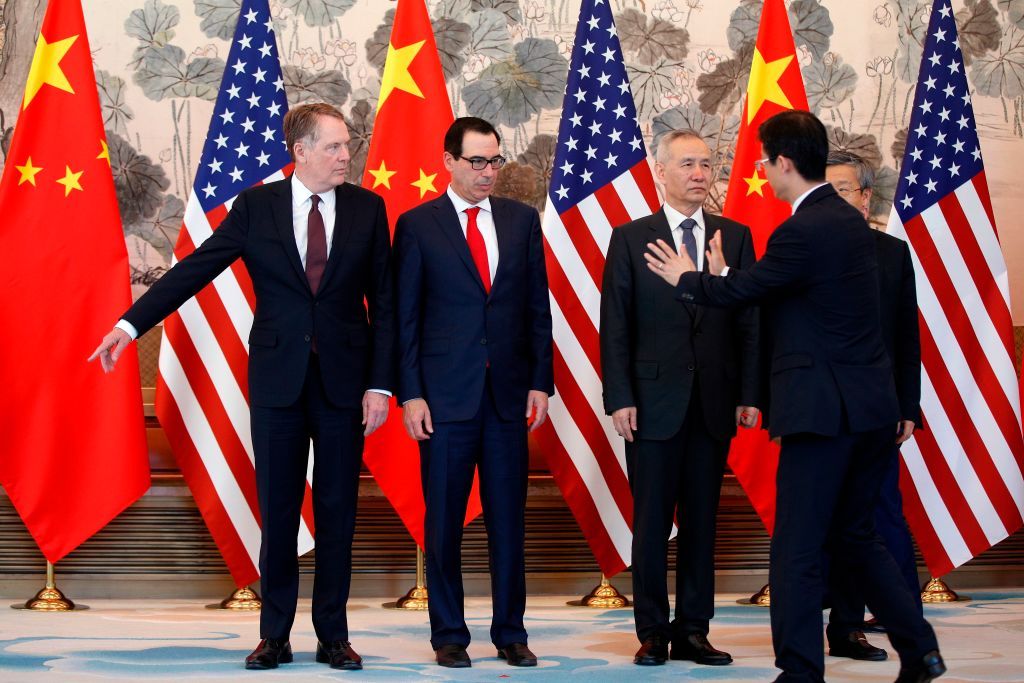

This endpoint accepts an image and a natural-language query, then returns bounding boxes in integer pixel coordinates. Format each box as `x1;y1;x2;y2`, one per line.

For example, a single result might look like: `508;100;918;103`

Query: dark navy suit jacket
677;184;900;438
123;178;395;407
394;193;554;422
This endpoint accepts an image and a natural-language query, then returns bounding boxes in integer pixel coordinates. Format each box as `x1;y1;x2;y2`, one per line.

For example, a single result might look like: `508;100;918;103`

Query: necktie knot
465;206;480;220
311;194;321;209
679;217;697;233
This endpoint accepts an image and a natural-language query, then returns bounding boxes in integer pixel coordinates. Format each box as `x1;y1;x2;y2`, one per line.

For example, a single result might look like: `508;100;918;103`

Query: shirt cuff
719;266;730;277
368;388;392;397
115;319;139;341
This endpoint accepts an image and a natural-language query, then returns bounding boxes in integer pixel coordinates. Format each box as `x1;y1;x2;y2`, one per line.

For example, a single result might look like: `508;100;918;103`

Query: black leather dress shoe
497;642;537;666
862;617;887;634
828;630;887;661
670;633;733;665
316;640;363;670
435;643;471;668
633;635;669;665
895;650;946;683
244;638;292;670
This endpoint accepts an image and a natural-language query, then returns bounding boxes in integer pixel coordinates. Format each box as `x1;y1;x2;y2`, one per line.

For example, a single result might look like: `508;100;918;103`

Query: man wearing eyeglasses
823;150;924;662
393;116;554;670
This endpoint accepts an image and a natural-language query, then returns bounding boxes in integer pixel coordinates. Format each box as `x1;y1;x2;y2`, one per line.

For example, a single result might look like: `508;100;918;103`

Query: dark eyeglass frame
460;155;507;170
834;186;865;196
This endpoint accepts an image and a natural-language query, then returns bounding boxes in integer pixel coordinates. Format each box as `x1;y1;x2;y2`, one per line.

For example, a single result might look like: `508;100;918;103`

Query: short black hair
444;117;500;157
758;110;828;181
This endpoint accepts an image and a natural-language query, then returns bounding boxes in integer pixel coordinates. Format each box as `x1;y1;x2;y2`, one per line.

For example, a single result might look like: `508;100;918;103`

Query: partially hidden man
394;117;554;669
90;103;394;672
601;130;761;667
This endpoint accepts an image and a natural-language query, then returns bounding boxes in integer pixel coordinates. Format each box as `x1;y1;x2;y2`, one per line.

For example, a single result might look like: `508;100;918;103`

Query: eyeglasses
834;186;864;197
460;155;507;170
753;157;772;171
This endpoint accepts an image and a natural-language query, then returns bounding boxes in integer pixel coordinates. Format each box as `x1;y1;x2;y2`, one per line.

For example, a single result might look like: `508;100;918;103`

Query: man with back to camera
823;150;924;662
643;110;943;683
89;102;394;672
393;116;554;669
600;129;761;666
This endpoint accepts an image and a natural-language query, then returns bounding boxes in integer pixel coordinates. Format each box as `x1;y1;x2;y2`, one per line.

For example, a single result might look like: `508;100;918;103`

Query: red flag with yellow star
723;0;808;534
361;0;481;546
0;0;149;562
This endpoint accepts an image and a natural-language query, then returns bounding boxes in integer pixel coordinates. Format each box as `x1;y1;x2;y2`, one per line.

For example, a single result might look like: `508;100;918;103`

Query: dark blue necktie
679;217;698;266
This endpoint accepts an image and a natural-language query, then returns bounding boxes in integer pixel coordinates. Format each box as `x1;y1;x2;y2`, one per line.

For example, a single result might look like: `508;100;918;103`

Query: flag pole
12;561;82;611
739;582;771;606
385;545;429;610
568;574;630;608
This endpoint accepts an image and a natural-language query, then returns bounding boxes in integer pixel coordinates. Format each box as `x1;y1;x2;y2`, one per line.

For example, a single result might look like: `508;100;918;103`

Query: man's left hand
362;391;389;436
896;419;915;444
736;406;759;429
526;390;549;432
644;238;694;286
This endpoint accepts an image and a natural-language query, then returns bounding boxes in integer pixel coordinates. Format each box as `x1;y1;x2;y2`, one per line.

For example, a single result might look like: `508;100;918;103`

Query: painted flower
291;47;326;72
525;1;545;22
865;55;893;78
697;48;720;73
654;0;685;24
873;5;892;27
325;38;358;67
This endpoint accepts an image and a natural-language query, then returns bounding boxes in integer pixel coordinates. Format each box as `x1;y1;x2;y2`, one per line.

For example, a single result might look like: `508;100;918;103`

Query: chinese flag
0;0;149;562
361;0;481;547
722;0;808;534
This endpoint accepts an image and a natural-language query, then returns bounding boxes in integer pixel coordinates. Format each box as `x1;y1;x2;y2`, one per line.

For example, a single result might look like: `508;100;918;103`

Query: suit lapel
490;199;510;296
272;178;310;292
319;183;353;291
434;193;488;294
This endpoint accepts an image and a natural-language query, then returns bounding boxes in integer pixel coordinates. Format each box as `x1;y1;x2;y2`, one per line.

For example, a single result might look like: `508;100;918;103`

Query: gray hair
826;150;875;191
655;129;705;163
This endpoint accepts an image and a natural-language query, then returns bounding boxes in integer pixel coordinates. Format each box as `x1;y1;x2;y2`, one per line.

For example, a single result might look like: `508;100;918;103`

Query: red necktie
464;206;491;293
306;194;327;294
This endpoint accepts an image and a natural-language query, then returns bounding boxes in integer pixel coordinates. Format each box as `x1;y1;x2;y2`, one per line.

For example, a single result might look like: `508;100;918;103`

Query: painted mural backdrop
1;0;1023;313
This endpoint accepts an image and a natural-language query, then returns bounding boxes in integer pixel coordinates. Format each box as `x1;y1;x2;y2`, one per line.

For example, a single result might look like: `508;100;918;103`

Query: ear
443;151;456;174
654;160;666;185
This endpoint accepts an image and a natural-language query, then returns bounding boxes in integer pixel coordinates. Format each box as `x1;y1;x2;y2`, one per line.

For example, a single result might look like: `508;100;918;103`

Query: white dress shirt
290;174;337;268
663;204;705;272
446;186;499;283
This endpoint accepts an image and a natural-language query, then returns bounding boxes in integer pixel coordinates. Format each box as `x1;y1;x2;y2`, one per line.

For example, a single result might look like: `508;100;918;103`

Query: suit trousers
251;354;364;643
626;383;729;642
420;374;529;649
771;428;937;682
827;443;922;639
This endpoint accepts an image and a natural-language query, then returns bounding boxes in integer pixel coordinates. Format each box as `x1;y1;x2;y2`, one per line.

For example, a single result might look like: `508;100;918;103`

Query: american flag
887;0;1024;576
536;0;659;575
154;0;314;587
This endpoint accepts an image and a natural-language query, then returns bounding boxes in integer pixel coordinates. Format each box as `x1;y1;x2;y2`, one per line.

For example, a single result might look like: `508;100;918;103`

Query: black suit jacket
677;185;900;438
394;193;554;423
123;178;395;409
875;230;921;427
601;209;760;441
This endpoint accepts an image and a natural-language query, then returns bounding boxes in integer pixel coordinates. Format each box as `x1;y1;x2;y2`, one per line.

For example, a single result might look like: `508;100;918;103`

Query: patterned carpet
1;591;1022;681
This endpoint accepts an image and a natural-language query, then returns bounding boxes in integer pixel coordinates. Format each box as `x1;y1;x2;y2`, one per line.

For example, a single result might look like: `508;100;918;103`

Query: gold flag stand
384;546;429;610
921;576;967;603
207;585;262;610
12;562;86;611
737;582;771;606
567;574;630;608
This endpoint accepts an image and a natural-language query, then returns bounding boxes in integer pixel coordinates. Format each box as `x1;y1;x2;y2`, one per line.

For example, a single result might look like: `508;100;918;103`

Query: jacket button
304;334;311;342
480;338;487;345
687;364;695;371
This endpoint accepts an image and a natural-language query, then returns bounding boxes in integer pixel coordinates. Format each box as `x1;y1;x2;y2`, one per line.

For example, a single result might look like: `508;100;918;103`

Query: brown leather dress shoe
828;630;887;661
316;640;363;670
244;638;292;669
435;643;472;668
497;642;537;666
895;650;946;683
634;634;669;665
670;633;733;665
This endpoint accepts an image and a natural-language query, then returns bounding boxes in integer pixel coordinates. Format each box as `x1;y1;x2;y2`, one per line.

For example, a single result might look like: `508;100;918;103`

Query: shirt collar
663;204;704;232
291;174;335;210
791;182;829;214
447;185;492;215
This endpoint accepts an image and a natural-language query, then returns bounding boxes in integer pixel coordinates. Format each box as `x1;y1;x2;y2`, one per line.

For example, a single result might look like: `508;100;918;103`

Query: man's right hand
403;398;433;440
611;406;637;443
88;328;132;373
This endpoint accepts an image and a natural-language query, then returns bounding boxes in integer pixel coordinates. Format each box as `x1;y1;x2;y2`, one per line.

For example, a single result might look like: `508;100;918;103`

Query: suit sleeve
122;191;249;335
894;241;922;427
366;195;396;393
526;208;555;396
394;214;424;403
599;226;634;414
676;221;809;308
732;226;762;409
